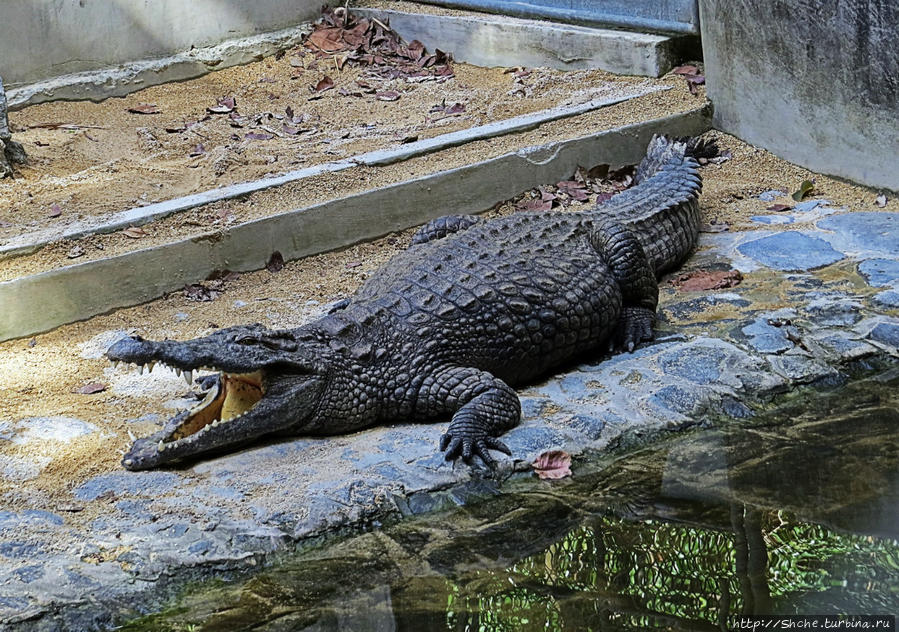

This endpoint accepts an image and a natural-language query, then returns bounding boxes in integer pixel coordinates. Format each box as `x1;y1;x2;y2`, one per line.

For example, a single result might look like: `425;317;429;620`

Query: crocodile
107;136;705;470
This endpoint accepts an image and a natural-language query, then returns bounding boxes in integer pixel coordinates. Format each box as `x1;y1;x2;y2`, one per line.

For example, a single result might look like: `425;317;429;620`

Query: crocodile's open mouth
119;365;266;467
167;371;264;443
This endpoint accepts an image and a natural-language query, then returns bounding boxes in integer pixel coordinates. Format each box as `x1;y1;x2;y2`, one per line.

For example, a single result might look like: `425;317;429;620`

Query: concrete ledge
7;24;313;109
0;0;323;90
699;0;899;192
0;87;664;259
0;105;712;341
355;8;690;77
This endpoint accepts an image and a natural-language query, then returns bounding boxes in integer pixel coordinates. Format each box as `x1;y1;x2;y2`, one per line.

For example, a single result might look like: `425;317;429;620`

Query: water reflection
126;372;899;631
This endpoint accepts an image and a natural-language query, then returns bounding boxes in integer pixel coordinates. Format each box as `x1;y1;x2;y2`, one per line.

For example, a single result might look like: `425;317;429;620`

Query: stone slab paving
1;210;898;630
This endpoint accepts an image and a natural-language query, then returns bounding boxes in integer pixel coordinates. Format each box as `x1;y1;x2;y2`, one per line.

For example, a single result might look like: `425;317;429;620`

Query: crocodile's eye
234;335;296;351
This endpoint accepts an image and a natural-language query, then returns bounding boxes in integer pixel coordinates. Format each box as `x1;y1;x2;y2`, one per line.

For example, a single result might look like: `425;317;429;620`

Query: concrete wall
415;0;699;34
0;0;323;89
700;0;899;192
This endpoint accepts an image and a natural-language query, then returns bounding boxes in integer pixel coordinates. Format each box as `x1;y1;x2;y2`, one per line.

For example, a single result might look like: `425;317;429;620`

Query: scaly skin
107;136;703;470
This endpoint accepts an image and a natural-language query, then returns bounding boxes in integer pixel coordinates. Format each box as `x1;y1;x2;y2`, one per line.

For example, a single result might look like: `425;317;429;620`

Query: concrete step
0;105;712;341
354;6;698;77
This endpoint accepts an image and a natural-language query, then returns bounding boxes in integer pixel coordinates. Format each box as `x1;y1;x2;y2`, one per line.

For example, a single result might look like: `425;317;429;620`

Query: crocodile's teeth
175;368;183;378
157;440;165;451
123;458;134;467
184;370;193;385
127;430;137;442
148;361;156;373
138;364;145;375
112;361;120;369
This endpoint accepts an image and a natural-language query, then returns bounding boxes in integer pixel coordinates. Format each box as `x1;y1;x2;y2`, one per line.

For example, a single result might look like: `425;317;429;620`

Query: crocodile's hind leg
420;366;519;467
411;214;480;245
590;218;659;352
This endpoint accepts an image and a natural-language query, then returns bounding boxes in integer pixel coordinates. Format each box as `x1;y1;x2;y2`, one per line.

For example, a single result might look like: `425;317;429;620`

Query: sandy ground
0;129;888;526
0;50;650;243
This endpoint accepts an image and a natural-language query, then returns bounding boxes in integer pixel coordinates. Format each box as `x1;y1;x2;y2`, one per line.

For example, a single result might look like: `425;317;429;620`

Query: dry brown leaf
122;226;148;239
127;103;160;115
533;450;572;479
671;269;743;292
266;251;285;273
74;382;106;394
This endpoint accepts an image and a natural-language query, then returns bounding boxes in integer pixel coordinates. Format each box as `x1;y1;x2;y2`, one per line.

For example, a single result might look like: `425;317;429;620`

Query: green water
126;371;899;631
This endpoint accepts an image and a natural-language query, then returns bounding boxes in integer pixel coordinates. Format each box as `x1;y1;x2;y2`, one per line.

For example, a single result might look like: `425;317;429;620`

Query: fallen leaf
165;123;188;133
672;64;699;75
244;132;274;141
207;97;236;114
189;143;206;157
516;197;553;213
67;245;85;259
445;102;466;115
127;103;160;115
74;382;106;394
375;90;401;101
183;283;221;302
766;203;793;212
533;450;572;479
671;269;743;292
122;226;148;239
791;179;815;201
311;76;335;93
686;74;705;95
289;56;306;67
875;194;888;208
594;192;615;204
266;251;285;273
34;140;50;147
401;135;419;144
346;261;362;269
48;204;62;218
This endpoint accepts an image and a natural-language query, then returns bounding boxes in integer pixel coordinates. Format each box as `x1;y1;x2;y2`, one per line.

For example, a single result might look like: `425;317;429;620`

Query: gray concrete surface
699;0;899;192
0;1;323;90
5;24;314;109
2;206;897;630
355;8;695;77
0;105;711;342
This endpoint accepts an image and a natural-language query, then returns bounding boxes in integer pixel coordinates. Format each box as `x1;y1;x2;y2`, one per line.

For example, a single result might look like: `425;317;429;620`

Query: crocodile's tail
597;135;705;275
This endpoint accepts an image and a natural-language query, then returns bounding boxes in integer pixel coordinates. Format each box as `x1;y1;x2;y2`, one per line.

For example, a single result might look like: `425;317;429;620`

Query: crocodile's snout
106;335;149;362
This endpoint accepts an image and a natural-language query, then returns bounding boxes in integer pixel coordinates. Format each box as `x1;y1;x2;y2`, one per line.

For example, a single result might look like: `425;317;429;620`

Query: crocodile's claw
439;432;511;468
609;306;655;353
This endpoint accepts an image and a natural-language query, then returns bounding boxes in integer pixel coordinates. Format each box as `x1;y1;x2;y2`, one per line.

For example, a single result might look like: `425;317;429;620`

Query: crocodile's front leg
590;218;659;352
419;366;519;467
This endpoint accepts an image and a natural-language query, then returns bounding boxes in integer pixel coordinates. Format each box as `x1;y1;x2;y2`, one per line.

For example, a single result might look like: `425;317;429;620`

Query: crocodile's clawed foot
609;306;655;353
439;432;511;469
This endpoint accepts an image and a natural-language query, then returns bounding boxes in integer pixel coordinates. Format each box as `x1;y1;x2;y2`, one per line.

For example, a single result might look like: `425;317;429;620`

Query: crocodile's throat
168;371;264;443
